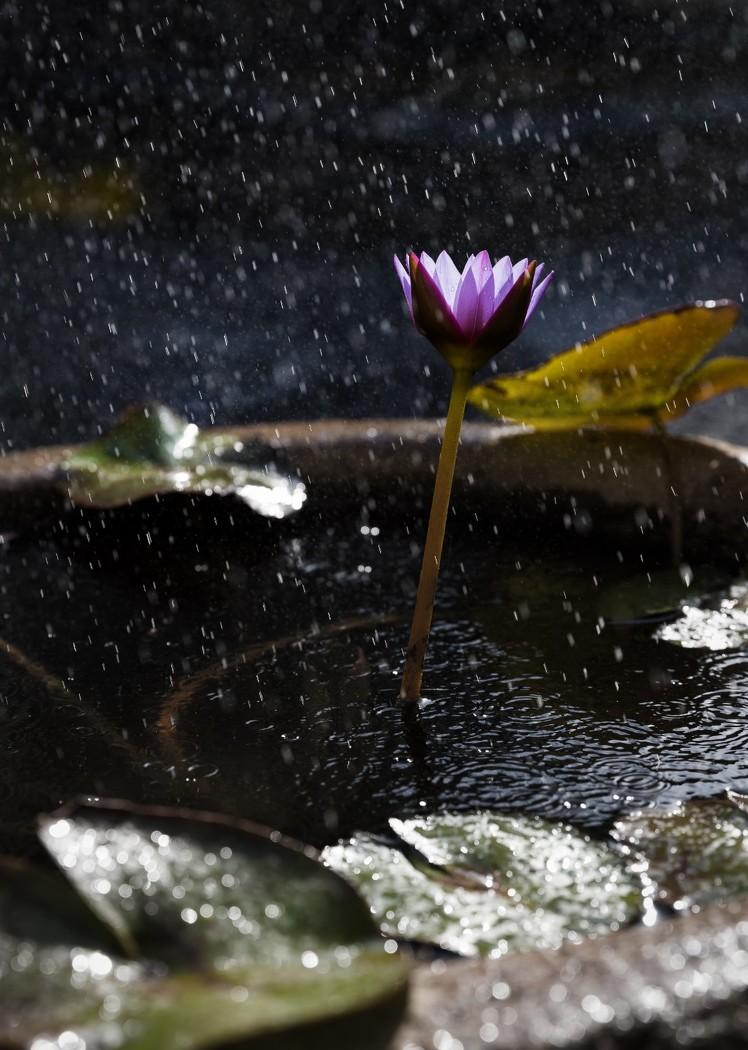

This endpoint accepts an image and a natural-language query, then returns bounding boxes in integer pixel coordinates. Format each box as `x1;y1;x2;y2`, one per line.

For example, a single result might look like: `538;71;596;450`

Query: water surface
1;500;747;855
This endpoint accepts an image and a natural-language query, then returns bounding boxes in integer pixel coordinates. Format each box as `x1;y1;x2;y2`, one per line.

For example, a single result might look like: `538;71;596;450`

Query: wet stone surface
397;896;748;1049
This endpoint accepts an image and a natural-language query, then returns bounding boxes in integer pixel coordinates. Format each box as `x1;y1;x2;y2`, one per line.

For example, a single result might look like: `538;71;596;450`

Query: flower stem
400;366;473;701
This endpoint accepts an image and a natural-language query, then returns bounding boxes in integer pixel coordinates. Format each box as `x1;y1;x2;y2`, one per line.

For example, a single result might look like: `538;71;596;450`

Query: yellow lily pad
469;301;742;430
660;355;748;423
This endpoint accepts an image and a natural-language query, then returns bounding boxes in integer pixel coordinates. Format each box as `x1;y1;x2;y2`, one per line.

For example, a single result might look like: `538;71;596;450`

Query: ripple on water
587;754;668;796
4;527;748;841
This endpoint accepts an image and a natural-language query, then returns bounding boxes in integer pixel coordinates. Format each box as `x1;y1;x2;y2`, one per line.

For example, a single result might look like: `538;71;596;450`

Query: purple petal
492;268;515;312
511;257;529;282
419;252;437;278
473;262;537;353
477;270;498;329
522;270;554;328
530;262;546;291
492;255;512;292
460;254;476;281
434;250;461;309
492;257;533;314
393;255;413;317
409;252;464;345
453;266;481;338
470;250;494;293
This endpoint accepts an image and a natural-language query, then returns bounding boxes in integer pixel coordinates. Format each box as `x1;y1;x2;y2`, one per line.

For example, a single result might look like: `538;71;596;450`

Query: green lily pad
1;800;407;1050
0;856;121;951
63;404;306;518
598;566;730;625
323;811;642;958
612;796;748;909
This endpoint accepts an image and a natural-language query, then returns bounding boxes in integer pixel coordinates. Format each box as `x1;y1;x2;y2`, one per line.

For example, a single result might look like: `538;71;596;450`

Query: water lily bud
394;249;554;372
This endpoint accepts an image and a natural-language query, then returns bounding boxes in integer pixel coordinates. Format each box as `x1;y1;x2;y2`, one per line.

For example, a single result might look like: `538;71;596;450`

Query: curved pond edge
398;895;748;1049
2;420;748;557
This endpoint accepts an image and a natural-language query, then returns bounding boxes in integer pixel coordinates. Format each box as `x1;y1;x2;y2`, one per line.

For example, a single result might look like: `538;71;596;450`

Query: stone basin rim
1;418;748;553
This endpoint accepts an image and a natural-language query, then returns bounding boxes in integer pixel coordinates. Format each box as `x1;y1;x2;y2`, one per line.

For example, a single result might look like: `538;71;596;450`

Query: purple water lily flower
394;250;554;371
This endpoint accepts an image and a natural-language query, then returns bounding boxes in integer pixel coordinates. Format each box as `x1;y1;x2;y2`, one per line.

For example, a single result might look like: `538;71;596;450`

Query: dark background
0;0;746;451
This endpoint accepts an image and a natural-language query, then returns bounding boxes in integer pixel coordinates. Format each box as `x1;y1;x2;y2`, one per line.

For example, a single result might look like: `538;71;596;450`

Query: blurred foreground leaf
0;800;407;1050
613;795;748;909
469;301;743;430
64;404;306;518
323;811;641;958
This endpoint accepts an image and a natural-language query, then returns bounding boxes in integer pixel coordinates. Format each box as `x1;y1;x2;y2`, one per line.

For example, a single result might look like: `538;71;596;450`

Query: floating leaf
1;800;407;1050
655;580;748;650
64;404;306;518
598;566;730;626
469;301;741;430
612;797;748;909
323;811;641;958
660;356;748;424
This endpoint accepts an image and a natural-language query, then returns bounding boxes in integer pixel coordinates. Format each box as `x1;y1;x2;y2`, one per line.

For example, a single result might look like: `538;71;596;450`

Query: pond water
2;497;748;858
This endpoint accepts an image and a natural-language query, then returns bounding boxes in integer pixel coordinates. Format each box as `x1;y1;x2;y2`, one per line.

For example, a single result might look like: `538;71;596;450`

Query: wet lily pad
598;566;730;625
1;799;407;1050
612;796;748;909
63;403;306;518
0;855;123;952
656;582;748;650
469;300;742;430
323;811;642;958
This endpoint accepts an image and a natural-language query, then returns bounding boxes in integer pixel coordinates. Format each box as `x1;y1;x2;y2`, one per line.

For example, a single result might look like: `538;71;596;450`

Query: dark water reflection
2;499;748;855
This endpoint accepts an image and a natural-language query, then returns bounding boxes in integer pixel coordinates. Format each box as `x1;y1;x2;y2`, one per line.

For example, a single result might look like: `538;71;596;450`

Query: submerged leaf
64;404;306;518
323;811;641;958
1;800;407;1050
469;301;741;429
612;797;748;909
